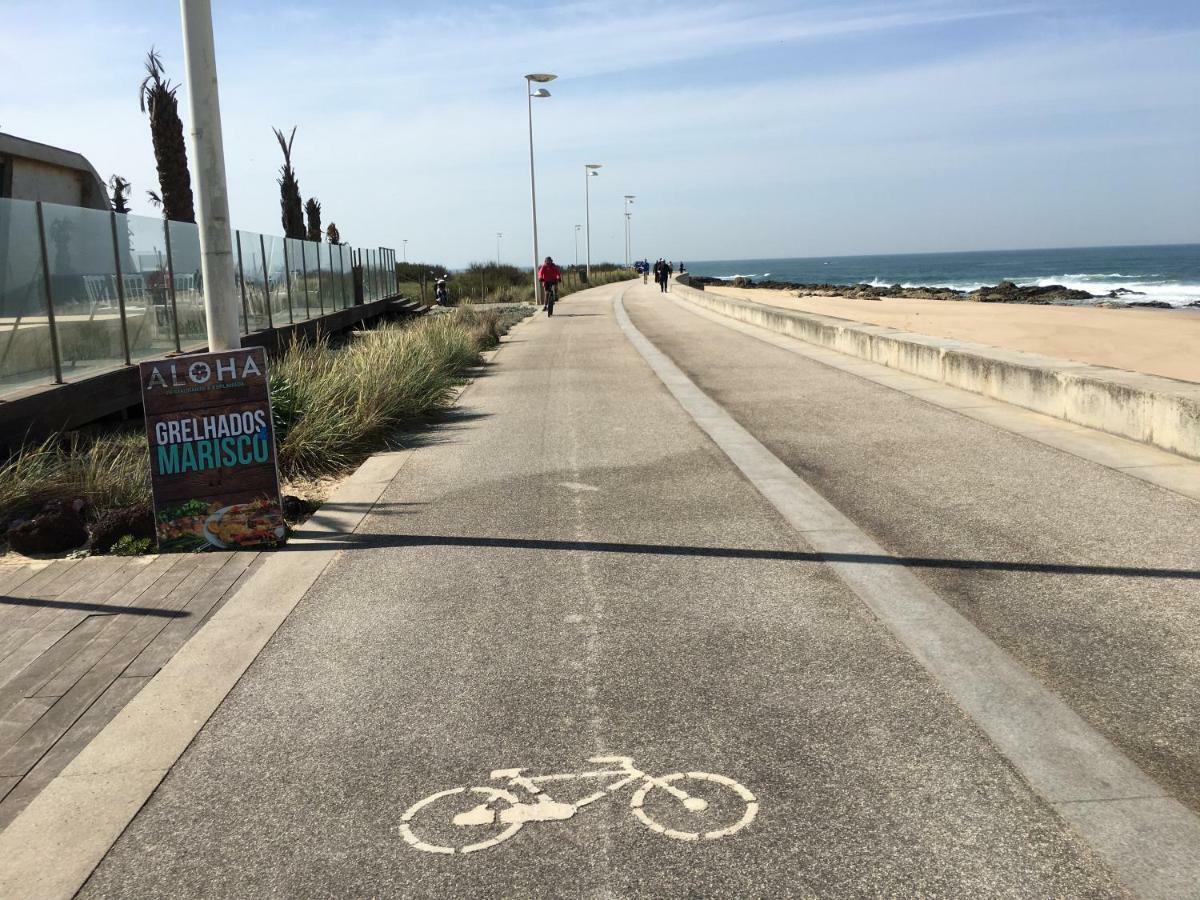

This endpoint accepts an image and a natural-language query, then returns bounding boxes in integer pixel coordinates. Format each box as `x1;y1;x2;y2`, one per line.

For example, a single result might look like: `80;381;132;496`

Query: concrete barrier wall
671;281;1200;461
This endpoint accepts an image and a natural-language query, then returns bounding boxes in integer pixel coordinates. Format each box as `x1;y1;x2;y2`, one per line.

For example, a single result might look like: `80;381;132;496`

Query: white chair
83;275;116;319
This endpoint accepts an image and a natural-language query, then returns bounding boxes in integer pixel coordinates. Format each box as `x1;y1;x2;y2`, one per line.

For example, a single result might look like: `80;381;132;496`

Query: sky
2;0;1198;267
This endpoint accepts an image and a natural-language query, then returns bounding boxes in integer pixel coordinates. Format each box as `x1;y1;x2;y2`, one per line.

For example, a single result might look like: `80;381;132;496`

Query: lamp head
531;88;551;98
586;163;603;170
525;73;557;83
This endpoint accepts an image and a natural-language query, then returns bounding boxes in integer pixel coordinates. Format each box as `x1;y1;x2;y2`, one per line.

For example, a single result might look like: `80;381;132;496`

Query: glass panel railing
357;247;368;304
318;241;330;312
365;248;377;303
0;197;57;391
122;212;179;360
166;219;206;347
284;238;309;320
335;244;352;308
40;201;127;379
312;240;328;315
235;230;271;333
1;196;399;402
288;238;315;320
261;233;291;324
326;244;340;310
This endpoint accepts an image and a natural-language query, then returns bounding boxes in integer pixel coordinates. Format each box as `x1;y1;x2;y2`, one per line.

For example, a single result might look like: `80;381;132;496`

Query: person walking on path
654;258;669;293
537;256;563;316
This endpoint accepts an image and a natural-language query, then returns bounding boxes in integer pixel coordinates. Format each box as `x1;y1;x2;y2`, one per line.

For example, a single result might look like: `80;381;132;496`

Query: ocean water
684;244;1200;307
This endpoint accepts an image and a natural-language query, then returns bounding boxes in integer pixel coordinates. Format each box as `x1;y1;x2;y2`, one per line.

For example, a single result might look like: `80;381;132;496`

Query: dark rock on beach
689;275;1181;309
968;280;1093;303
6;499;90;555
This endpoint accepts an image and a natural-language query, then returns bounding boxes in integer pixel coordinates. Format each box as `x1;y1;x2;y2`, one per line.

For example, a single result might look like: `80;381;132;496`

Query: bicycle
399;754;758;855
543;281;559;316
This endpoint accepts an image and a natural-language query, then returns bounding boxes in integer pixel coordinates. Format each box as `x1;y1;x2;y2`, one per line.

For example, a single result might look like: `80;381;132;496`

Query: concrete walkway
7;279;1200;896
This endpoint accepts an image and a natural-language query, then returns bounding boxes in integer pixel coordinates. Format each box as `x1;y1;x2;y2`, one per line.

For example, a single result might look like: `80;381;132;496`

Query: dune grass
0;307;527;533
272;313;482;477
0;431;151;525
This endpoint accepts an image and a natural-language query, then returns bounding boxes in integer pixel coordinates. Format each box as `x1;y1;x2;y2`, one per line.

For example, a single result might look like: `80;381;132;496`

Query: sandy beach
704;285;1200;384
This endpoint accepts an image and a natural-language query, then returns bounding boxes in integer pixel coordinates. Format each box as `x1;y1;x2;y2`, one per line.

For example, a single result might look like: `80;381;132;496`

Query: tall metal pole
623;195;635;270
526;80;542;306
574;225;580;269
496;232;502;265
585;168;591;280
402;239;407;262
180;0;240;351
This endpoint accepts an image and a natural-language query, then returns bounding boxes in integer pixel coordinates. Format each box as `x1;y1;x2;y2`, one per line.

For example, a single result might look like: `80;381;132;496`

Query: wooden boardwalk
0;551;262;829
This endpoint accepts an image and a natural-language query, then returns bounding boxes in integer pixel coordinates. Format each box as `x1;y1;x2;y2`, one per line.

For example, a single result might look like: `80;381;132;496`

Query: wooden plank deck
0;551;263;828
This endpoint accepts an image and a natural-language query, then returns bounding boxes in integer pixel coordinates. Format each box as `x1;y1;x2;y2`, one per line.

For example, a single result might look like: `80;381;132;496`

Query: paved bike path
82;283;1121;897
624;282;1200;818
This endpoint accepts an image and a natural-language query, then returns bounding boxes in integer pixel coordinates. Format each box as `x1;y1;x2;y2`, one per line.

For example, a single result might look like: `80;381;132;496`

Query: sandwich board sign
139;347;286;552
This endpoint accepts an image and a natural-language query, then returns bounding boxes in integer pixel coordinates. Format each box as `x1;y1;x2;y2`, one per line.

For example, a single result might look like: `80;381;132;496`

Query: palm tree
305;198;322;243
326;222;341;244
108;175;132;214
274;127;305;240
138;49;195;223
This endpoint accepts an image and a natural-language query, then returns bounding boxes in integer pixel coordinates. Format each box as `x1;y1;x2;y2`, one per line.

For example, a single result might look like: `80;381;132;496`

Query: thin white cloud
2;1;1197;263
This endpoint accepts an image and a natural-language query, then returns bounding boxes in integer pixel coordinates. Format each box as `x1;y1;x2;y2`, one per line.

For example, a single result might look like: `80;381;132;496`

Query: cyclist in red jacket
537;256;563;315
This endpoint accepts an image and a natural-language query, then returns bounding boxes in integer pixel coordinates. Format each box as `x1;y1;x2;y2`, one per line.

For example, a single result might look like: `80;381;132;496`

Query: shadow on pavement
0;596;190;616
275;533;1200;580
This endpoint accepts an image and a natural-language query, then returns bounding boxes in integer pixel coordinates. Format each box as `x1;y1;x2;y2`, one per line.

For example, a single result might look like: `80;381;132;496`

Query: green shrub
110;535;152;556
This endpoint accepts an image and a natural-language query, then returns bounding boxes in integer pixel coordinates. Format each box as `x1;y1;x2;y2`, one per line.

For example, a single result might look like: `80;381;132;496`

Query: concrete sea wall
671;280;1200;461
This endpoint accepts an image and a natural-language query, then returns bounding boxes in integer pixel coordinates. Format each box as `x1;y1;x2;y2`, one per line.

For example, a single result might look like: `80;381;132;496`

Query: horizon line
687;241;1200;265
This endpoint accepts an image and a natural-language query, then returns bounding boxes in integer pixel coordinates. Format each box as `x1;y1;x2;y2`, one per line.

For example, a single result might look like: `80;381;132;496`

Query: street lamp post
179;0;239;350
496;232;502;265
584;164;602;280
402;239;407;262
623;195;636;268
625;213;632;269
525;73;556;306
574;224;581;269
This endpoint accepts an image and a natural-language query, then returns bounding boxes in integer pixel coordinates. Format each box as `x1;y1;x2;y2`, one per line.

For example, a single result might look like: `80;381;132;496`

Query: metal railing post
315;242;325;315
326;243;337;309
34;202;65;384
109;211;132;364
259;233;274;329
282;239;295;324
338;245;348;308
299;243;311;319
162;219;182;352
235;230;250;334
360;248;367;302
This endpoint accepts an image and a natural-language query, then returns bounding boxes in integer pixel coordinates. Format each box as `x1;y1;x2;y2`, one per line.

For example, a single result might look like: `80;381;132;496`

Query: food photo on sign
139;347;287;552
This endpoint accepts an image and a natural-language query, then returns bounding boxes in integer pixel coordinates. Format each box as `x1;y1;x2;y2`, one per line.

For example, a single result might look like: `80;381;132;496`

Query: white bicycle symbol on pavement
399;755;758;854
